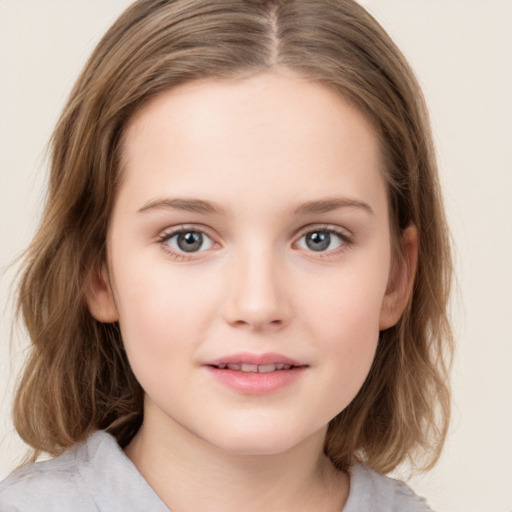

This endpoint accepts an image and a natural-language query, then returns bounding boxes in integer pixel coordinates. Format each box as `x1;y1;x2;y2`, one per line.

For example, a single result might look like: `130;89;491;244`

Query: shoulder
0;431;167;512
344;463;433;512
0;440;94;512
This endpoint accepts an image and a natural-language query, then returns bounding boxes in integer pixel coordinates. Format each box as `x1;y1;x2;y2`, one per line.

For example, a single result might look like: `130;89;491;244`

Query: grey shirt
0;431;432;511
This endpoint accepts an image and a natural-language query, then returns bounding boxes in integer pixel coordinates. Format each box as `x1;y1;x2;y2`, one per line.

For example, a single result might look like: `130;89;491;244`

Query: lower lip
205;366;307;395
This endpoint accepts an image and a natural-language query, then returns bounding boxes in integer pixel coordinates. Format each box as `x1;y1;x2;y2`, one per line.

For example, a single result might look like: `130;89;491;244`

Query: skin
88;69;417;511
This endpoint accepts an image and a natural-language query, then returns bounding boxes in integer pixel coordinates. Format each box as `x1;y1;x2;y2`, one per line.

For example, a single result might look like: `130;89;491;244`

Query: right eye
160;229;215;254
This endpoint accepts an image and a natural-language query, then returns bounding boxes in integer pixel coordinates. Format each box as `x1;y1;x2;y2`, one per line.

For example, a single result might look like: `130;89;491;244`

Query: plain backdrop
1;1;511;510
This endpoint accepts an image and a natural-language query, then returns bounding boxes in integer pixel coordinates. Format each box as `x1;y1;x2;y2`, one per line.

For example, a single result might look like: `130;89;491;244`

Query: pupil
177;232;203;252
306;231;330;251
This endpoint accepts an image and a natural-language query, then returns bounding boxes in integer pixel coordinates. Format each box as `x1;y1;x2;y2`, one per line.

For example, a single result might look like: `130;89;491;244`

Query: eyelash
157;226;217;261
294;225;353;258
156;224;353;261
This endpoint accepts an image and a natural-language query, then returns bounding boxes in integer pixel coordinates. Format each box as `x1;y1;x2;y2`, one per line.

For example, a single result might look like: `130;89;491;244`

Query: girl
0;1;452;510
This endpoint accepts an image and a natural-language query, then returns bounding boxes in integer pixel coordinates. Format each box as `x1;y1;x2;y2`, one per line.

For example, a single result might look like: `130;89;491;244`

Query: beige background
1;1;511;510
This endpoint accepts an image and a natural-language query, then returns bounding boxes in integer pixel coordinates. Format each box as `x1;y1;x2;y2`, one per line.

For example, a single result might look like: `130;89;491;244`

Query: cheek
303;261;389;338
299;264;389;394
111;259;219;359
319;287;382;368
112;275;201;399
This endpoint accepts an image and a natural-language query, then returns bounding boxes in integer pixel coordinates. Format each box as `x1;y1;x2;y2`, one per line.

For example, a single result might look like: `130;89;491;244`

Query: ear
86;263;119;323
379;224;418;330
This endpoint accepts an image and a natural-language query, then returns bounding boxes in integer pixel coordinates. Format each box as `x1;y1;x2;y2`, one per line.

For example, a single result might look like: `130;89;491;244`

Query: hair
13;0;452;473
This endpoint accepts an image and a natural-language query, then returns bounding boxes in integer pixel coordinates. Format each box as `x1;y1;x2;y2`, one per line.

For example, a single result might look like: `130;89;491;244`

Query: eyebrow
137;196;373;216
138;198;226;215
294;198;374;216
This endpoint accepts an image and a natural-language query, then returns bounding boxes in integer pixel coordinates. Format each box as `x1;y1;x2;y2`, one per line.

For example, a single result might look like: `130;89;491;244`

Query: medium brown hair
13;0;452;473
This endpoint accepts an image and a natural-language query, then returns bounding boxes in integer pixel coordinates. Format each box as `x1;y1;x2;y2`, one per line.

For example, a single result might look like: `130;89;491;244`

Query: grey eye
297;230;344;252
167;231;214;253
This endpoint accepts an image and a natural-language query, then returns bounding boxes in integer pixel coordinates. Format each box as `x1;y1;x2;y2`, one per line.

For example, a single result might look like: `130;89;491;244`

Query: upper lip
204;352;307;367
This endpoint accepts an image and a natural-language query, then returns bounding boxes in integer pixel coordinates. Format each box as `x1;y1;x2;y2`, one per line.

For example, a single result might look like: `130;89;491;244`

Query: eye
162;229;215;253
296;229;347;252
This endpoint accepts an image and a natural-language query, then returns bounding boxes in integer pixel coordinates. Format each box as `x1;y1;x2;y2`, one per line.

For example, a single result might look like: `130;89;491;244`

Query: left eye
164;230;215;253
296;230;345;252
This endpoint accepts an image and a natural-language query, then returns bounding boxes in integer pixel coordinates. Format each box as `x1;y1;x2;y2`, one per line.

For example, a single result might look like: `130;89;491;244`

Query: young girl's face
90;70;408;456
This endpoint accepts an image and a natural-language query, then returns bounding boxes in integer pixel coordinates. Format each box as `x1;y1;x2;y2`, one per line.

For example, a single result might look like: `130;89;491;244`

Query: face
89;70;412;456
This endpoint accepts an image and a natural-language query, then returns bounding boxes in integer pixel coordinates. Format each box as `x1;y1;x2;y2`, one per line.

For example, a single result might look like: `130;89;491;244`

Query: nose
222;245;292;331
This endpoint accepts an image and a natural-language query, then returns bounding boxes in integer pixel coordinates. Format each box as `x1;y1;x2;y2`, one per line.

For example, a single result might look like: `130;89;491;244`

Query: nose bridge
223;239;290;330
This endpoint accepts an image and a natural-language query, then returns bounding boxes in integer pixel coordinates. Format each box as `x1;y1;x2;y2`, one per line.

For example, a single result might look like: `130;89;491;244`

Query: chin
217;439;300;457
202;422;324;458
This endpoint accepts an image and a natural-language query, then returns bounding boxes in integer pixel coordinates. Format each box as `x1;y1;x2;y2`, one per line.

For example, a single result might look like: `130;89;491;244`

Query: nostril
228;317;285;329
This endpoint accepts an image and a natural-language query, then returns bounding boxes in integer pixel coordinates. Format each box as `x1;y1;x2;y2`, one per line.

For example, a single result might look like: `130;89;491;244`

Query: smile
214;363;294;373
205;353;307;395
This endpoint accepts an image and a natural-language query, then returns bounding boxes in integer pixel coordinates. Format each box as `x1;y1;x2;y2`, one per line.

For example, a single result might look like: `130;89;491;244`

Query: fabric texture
0;431;432;511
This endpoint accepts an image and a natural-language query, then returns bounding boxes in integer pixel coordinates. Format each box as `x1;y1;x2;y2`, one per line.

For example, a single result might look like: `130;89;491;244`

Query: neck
124;406;348;512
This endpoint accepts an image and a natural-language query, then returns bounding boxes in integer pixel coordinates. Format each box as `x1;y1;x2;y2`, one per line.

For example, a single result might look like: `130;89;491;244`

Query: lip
203;352;308;395
205;352;305;367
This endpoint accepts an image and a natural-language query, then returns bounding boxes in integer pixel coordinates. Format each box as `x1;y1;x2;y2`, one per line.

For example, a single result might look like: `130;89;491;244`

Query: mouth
205;352;307;371
204;353;308;394
210;362;297;373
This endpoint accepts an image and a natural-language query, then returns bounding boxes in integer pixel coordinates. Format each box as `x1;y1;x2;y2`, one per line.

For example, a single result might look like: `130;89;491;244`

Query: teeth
258;364;277;373
218;363;294;372
241;363;258;372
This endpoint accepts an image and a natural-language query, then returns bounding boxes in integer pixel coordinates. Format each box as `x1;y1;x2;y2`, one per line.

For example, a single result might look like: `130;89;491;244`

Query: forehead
118;70;387;216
